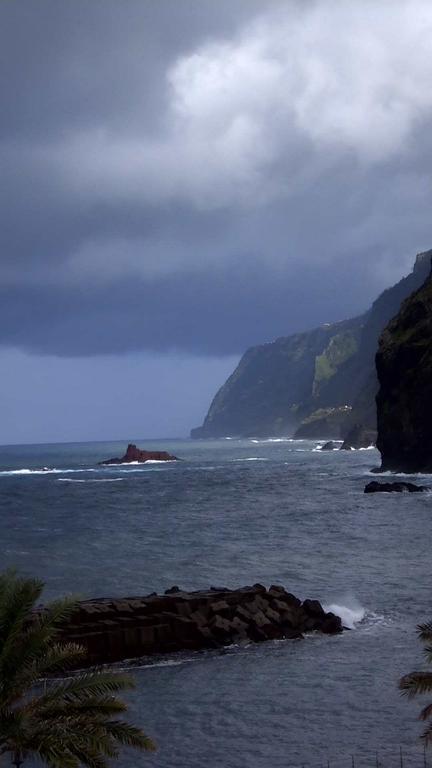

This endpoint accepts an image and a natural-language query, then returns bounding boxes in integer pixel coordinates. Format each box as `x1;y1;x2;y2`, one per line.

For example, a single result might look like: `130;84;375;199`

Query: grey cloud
0;253;387;357
1;0;432;359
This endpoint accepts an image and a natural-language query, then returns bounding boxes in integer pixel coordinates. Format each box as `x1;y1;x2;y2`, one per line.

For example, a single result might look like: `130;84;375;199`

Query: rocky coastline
43;585;343;667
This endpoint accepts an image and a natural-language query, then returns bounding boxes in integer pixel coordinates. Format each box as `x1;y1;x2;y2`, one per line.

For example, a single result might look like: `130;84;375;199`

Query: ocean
1;437;431;768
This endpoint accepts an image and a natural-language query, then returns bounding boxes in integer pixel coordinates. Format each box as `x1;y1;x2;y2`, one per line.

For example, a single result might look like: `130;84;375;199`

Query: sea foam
324;601;366;629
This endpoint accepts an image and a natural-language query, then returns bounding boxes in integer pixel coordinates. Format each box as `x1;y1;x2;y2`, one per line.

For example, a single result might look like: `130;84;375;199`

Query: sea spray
323;599;366;629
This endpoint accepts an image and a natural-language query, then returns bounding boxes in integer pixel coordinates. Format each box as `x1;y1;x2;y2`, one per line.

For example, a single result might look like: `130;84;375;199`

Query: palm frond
0;574;44;653
1;597;79;676
0;571;156;764
421;720;432;746
400;672;432;698
104;720;157;751
31;694;128;719
418;622;432;642
27;670;136;712
420;702;432;721
0;641;86;709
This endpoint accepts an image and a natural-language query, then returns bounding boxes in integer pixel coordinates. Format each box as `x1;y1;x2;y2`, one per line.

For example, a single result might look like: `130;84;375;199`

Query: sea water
1;437;431;768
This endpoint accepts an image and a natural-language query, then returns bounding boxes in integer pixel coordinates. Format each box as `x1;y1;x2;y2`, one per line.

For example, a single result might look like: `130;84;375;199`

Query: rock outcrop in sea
320;441;339;451
191;251;431;441
364;481;428;493
100;443;177;465
376;261;432;473
39;585;343;667
340;424;376;450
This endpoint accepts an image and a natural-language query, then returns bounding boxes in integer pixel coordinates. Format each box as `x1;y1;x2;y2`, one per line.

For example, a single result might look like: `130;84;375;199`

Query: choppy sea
1;437;431;768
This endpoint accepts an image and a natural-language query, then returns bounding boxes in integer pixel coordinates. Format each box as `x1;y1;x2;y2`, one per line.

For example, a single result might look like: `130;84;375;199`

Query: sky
2;0;432;444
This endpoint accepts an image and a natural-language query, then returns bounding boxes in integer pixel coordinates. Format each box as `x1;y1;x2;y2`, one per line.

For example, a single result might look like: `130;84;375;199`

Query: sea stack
100;443;177;465
376;259;432;473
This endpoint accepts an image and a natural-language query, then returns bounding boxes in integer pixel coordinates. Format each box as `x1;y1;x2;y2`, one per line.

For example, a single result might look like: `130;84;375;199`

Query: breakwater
52;584;343;666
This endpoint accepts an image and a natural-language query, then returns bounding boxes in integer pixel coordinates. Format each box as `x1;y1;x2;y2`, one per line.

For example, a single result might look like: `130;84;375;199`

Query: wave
367;469;432;478
57;478;125;483
0;468;90;476
324;601;366;629
232;457;268;462
109;460;176;466
0;463;177;477
250;438;294;444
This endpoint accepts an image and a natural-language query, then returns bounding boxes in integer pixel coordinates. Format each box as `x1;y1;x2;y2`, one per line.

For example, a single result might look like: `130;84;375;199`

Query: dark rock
268;584;287;595
302;599;326;618
376;257;432;473
321;441;339;450
209;615;234;642
321;612;343;634
270;591;301;609
340;423;376;450
236;606;253;622
303;617;321;631
100;443;177;465
364;480;428;494
165;585;181;594
49;585;345;667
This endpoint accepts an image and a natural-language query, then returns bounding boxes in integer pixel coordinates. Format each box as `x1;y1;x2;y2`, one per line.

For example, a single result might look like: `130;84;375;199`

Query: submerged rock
100;443;177;465
45;585;343;668
364;481;428;493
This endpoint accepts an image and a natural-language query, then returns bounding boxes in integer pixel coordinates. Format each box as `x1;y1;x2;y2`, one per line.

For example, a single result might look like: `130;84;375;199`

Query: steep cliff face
192;251;432;439
191;319;363;438
376;262;432;472
324;251;432;432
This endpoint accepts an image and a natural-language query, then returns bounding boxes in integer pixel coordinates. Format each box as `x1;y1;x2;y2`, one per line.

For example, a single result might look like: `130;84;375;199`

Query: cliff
376;261;432;472
192;319;363;438
192;251;432;439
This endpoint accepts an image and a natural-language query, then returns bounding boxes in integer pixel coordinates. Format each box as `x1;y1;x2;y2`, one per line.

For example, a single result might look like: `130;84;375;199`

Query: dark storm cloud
2;0;432;357
0;253;391;357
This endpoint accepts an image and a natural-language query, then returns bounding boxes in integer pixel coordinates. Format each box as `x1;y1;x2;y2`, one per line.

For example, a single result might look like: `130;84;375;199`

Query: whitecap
0;468;89;476
57;478;125;483
250;438;293;444
324;601;366;629
109;460;176;466
366;469;432;478
232;457;268;462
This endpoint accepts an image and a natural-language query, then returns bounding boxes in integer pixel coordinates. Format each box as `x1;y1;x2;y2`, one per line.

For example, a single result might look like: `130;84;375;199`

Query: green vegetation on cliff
192;251;432;439
313;332;359;397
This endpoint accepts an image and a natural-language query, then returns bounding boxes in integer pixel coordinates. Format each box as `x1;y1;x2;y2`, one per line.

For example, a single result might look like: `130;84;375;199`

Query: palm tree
400;620;432;744
0;570;155;767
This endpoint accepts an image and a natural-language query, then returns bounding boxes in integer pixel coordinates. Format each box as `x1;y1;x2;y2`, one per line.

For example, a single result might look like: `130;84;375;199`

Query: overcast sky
1;0;432;443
